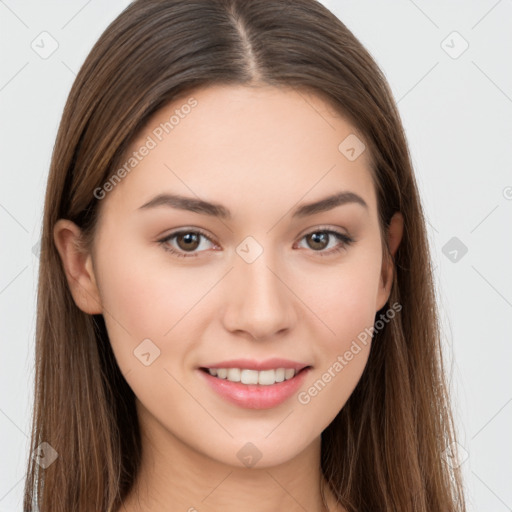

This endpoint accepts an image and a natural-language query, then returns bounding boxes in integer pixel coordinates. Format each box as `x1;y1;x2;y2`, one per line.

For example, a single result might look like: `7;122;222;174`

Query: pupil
178;233;199;250
309;232;327;250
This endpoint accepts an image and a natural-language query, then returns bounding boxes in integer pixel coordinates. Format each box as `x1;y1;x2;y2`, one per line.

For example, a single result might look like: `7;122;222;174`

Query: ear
53;219;103;315
376;212;403;311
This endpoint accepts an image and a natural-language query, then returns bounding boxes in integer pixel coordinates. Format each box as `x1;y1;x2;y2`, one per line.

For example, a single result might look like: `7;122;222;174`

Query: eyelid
299;224;351;238
294;225;354;256
159;226;217;242
157;226;219;257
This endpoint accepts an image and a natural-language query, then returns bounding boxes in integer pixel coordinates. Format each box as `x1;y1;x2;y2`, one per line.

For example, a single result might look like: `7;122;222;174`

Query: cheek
93;240;188;368
299;246;382;347
291;248;381;431
93;236;221;385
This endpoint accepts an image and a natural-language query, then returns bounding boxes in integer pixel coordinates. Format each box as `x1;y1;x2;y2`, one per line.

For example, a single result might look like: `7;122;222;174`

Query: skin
54;84;403;512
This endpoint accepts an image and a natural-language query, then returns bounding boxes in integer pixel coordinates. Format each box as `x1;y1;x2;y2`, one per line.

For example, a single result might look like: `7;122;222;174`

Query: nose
221;248;297;341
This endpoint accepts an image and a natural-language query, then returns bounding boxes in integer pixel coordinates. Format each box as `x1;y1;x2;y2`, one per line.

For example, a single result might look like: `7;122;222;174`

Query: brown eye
296;228;354;257
176;232;201;251
158;229;217;258
306;232;329;250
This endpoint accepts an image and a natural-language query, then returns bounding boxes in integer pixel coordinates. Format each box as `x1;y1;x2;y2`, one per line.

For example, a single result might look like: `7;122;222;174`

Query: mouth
197;364;312;409
199;366;311;385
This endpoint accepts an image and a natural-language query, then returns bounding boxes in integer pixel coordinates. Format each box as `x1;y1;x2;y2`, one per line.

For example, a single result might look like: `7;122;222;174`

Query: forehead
99;84;377;223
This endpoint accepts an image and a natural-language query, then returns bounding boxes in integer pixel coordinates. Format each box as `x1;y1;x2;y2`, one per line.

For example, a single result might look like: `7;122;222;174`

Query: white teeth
227;368;241;382
258;370;276;385
207;367;298;385
284;368;295;380
241;369;259;385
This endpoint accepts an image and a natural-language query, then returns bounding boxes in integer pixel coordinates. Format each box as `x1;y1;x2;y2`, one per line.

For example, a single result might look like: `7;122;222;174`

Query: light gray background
1;1;511;510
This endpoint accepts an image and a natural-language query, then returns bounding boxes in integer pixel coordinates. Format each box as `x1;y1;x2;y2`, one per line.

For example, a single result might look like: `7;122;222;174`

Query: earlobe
53;219;103;315
376;212;404;311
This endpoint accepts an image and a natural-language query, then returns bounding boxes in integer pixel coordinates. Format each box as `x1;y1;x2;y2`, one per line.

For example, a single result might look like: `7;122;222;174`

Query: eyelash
158;227;354;258
158;226;354;259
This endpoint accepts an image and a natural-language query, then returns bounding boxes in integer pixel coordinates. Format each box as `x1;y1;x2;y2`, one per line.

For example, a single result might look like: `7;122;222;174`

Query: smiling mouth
199;366;311;386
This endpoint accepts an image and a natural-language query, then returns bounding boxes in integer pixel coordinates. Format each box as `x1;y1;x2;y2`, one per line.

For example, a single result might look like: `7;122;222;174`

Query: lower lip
198;367;311;409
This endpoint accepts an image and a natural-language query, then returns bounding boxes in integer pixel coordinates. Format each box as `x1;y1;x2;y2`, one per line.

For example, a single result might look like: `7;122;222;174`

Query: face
57;84;398;468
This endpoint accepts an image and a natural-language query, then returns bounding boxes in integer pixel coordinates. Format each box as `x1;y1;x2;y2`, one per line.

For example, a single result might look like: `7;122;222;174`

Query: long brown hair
24;0;466;510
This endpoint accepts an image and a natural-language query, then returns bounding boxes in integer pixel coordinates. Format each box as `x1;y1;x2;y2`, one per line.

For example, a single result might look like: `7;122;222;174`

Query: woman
24;0;466;510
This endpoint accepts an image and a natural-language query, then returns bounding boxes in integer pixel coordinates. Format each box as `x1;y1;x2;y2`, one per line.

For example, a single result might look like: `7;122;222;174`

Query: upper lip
200;358;310;372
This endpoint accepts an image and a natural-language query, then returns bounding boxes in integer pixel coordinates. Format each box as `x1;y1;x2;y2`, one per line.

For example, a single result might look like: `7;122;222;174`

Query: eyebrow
138;190;368;219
